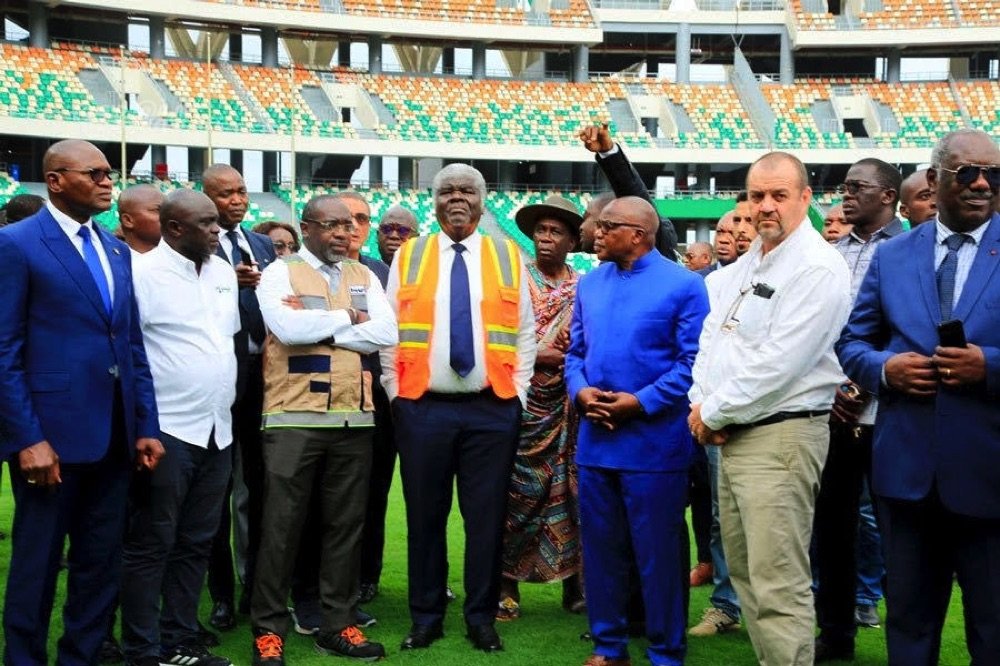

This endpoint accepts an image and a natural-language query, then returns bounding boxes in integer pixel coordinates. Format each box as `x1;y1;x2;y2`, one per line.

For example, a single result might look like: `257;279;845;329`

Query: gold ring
27;479;37;485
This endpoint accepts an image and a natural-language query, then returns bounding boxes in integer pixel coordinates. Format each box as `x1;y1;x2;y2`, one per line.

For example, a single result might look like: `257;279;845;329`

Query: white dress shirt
689;221;852;431
257;247;397;354
219;225;257;266
380;232;537;406
48;200;115;300
133;242;240;448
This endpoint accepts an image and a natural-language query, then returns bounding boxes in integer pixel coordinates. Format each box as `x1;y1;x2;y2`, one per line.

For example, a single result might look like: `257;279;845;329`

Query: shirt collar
439;231;481;254
47;200;95;236
935;217;991;247
617;248;659;273
155;239;212;276
298;245;340;270
844;217;906;245
746;216;812;265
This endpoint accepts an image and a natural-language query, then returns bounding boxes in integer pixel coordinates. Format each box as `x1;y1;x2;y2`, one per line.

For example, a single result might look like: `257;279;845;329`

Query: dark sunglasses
378;222;414;238
938;164;1000;189
835;181;886;196
595;219;645;234
53;168;121;184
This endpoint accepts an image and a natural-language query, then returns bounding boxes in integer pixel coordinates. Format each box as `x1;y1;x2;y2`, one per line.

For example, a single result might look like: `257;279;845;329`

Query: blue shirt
565;249;709;472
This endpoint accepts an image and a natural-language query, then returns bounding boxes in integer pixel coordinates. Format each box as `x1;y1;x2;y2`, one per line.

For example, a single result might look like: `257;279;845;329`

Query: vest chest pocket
496;286;520;328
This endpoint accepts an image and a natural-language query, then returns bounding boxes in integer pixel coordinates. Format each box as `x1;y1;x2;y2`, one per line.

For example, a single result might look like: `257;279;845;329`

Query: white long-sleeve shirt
380;232;536;406
133;242;239;448
257;246;397;354
689;221;852;431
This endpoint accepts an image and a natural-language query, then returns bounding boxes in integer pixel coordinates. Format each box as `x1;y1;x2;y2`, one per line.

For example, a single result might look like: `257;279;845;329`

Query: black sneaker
358;582;378;604
252;632;285;665
160;644;232;666
315;626;386;662
355;607;377;628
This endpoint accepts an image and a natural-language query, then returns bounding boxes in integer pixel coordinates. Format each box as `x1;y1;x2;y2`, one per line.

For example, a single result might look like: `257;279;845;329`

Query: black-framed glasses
302;217;354;233
835;181;885;196
53;168;120;184
595;219;645;234
378;222;414;238
938;164;1000;189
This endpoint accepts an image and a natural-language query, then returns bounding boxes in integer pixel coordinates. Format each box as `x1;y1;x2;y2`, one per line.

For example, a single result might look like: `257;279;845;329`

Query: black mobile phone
937;319;967;348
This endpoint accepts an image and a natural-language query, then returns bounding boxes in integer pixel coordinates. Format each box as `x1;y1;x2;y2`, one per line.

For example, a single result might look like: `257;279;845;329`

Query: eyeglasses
53;168;121;184
938;164;1000;189
351;212;371;225
595;220;645;234
378;222;414;238
302;217;354;233
272;241;297;251
835;181;885;196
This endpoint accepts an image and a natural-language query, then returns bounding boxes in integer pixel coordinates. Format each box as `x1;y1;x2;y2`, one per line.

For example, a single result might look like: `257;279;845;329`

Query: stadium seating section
193;0;598;29
3;43;996;153
791;0;995;29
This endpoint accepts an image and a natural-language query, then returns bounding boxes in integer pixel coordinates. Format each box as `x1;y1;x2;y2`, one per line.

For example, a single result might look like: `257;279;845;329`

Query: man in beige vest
249;195;397;665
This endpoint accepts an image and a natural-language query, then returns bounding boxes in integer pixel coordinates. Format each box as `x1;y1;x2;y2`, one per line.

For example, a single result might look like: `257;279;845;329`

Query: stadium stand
638;81;761;149
954;80;1000;135
789;0;962;30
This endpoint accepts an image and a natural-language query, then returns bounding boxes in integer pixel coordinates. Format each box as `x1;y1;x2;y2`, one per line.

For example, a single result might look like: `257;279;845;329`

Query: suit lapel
95;226;128;324
953;214;1000;321
39;209;111;323
915;222;941;323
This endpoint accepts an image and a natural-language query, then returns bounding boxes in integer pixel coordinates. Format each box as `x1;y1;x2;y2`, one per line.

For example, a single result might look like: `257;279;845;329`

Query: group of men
1;126;998;666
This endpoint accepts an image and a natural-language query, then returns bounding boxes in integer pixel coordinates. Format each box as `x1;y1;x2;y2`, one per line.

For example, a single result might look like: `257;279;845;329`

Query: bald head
899;168;937;226
42;139;106;173
42;139;115;222
684;241;714;271
202;164;248;230
748;152;809;192
595;196;658;268
716;211;736;236
160;189;220;264
118;184;164;253
617;196;659;237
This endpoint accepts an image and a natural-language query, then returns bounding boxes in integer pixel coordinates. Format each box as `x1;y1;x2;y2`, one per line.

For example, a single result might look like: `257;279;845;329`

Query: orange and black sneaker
315;625;386;662
252;632;284;666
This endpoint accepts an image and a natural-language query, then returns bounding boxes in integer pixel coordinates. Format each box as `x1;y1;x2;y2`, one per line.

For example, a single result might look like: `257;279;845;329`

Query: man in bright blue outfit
565;196;709;666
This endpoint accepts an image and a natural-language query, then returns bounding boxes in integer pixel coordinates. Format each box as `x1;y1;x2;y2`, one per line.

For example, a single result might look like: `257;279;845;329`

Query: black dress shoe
197;621;220;647
209;601;236;632
400;622;444;650
814;637;855;662
466;623;503;652
359;582;378;604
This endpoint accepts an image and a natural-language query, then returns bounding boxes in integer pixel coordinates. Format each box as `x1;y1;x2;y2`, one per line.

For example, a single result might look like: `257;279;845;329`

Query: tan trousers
718;415;829;666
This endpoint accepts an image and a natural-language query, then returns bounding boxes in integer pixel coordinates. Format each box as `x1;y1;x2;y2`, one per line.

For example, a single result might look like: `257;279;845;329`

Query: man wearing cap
499;196;585;621
567;196;708;666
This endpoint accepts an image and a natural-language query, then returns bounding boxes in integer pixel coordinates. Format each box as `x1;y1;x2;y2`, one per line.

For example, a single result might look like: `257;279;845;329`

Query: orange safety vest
394;233;522;400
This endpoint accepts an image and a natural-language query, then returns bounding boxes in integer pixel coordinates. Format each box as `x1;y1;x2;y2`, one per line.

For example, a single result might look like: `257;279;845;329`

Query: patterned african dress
501;262;581;583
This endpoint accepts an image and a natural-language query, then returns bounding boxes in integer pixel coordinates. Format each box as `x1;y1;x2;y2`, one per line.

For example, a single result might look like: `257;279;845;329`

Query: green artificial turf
0;469;972;665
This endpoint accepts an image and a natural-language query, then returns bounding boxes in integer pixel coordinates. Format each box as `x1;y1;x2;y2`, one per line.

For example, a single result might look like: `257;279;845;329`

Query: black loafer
466;623;503;652
209;601;236;632
400;622;444;650
814;638;855;662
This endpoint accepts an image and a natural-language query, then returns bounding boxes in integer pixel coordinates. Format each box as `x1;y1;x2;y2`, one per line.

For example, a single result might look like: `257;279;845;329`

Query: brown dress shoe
583;655;632;666
689;561;714;587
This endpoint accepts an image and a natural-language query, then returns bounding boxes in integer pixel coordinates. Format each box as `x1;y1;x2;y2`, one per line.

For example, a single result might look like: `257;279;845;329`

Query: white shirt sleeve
379;255;402;401
257;259;355;346
514;262;538;407
330;268;398;354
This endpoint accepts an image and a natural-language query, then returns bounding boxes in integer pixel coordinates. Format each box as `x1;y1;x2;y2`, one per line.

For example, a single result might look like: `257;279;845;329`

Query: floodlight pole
120;45;127;179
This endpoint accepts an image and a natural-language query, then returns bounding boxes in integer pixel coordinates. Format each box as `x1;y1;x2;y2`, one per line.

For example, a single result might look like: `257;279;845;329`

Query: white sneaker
688;607;741;637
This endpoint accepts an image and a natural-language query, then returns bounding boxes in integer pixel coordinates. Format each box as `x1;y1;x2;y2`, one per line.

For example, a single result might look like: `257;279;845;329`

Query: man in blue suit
0;139;162;665
203;164;277;629
837;128;1000;665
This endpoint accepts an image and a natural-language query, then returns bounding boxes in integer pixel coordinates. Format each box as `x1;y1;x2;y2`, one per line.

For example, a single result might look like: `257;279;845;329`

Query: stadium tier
193;0;598;28
790;0;994;29
954;80;1000;135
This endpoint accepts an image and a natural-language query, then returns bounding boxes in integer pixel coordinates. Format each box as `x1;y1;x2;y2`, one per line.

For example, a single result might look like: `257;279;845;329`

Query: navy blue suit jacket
0;207;159;463
836;213;1000;519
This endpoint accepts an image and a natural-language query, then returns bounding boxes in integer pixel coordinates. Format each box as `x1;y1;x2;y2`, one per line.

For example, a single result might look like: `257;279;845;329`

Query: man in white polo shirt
121;189;240;666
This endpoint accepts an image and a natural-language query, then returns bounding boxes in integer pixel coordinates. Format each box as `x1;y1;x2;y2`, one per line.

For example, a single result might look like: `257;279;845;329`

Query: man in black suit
203;164;277;630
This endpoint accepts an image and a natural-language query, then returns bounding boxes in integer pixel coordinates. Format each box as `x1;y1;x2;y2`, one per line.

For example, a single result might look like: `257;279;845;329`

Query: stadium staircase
946;77;974;128
77;66;118;111
607;98;640;135
729;49;774;148
252;191;295;222
218;62;276;132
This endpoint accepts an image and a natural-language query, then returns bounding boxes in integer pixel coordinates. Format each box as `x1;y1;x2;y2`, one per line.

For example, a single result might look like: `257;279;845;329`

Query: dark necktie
78;226;112;316
937;233;970;321
450;244;475;377
227;229;248;265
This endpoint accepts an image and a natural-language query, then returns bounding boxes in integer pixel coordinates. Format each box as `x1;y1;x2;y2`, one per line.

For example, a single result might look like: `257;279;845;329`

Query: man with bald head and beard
689;152;851;666
567;196;708;666
118;184;164;254
122;189;239;666
202;164;276;630
0;139;162;665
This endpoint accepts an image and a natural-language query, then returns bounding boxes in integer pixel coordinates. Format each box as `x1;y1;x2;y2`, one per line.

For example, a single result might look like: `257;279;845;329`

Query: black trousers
120;433;231;660
878;491;1000;666
251;427;372;636
207;354;264;606
688;446;712;565
360;385;397;587
395;392;520;627
813;422;872;646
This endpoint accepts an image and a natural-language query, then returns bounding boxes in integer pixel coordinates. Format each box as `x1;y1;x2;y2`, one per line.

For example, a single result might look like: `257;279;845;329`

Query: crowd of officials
0;125;998;666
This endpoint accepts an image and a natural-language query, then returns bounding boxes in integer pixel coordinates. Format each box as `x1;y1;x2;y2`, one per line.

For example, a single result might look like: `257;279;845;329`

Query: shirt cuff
598;144;620;159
